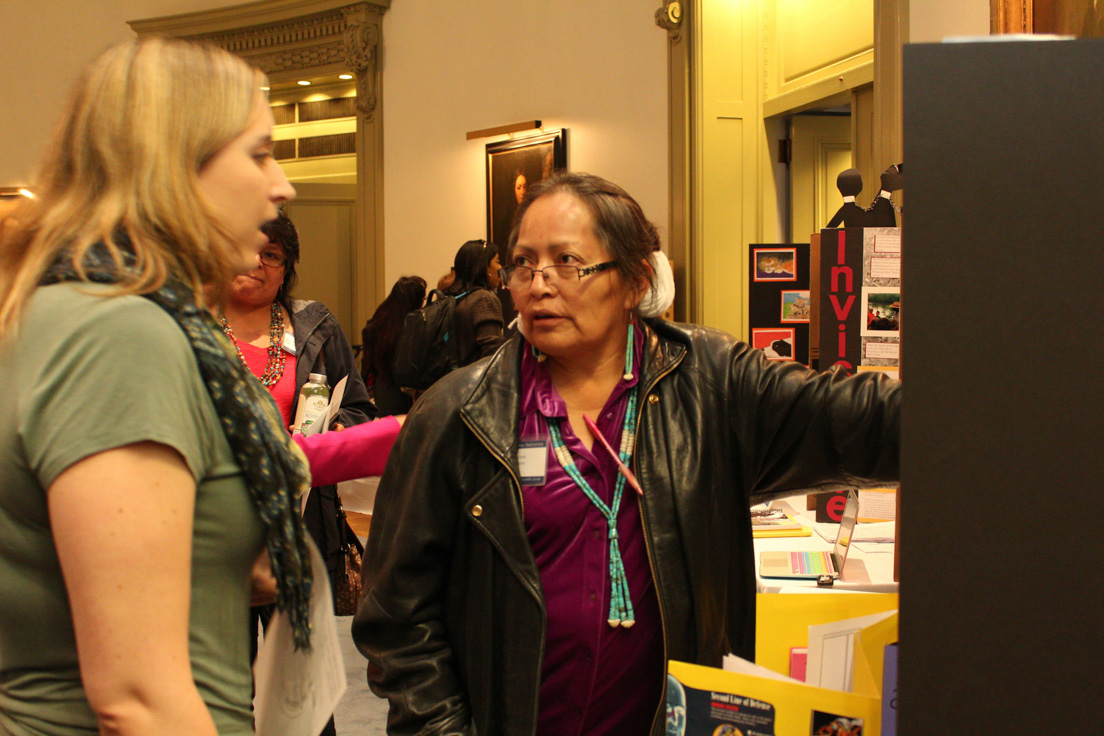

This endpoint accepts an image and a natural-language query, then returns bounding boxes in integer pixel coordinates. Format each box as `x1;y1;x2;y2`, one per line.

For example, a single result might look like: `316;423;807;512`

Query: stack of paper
751;507;812;538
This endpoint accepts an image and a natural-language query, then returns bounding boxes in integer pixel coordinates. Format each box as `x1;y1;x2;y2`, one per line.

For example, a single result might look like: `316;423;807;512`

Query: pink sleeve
292;416;401;487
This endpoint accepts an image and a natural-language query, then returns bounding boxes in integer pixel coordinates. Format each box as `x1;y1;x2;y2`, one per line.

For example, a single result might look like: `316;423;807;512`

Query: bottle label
300;394;329;428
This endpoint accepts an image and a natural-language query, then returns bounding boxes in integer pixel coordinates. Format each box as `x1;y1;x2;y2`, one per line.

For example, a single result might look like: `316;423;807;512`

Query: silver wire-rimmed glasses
499;260;616;290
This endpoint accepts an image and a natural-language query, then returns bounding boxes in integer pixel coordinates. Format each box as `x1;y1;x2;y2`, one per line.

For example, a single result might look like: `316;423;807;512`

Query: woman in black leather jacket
354;173;901;736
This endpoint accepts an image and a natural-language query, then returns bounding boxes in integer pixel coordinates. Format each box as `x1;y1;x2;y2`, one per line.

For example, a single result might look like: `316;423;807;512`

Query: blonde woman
0;39;312;735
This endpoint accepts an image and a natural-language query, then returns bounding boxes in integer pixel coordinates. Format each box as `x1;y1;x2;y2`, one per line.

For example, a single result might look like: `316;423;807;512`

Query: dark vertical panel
901;39;1104;732
271;104;296;126
298;97;358;122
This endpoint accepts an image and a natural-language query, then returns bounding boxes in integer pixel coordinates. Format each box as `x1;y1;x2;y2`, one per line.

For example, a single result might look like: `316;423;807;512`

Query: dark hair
361;275;427;383
445;239;496;295
507;171;658;295
260;210;300;309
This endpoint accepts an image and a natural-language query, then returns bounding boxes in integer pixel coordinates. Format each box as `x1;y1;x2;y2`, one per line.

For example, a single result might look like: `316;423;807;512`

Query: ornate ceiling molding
128;0;391;323
129;0;387;117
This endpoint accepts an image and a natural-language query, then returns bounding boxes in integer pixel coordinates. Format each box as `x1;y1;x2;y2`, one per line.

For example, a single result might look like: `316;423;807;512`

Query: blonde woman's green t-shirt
0;283;264;734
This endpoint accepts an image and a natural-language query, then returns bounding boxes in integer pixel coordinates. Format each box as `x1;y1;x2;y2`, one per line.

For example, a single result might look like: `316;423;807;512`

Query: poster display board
815;228;900;375
748;244;811;365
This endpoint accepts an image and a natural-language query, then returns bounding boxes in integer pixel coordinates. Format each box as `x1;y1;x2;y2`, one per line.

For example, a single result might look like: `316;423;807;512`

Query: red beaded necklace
219;301;286;386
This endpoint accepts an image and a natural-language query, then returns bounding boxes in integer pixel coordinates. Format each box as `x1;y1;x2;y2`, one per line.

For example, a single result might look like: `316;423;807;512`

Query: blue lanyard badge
518;436;549;486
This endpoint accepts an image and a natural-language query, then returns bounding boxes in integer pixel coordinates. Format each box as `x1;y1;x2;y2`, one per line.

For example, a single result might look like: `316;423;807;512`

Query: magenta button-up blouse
518;328;664;736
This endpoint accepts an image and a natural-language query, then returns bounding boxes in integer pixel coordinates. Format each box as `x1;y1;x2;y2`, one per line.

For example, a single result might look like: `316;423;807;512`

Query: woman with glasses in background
354;171;902;736
219;210;391;736
218;213;379;576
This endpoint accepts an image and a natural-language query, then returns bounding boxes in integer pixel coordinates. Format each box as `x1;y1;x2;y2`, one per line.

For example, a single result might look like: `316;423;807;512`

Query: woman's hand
48;441;219;736
250;548;277;606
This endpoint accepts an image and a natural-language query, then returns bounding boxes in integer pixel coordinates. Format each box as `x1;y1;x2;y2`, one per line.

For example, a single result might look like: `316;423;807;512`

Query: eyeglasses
258;251;287;268
499;261;616;290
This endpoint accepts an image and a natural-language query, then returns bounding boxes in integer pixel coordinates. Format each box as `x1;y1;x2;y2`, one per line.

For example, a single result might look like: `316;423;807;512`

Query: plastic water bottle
294;372;330;434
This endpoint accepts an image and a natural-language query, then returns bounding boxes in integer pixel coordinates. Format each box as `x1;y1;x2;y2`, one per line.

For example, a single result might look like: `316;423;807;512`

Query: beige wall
380;0;669;292
1;1;669;314
911;0;990;43
0;0;243;185
1;0;989;326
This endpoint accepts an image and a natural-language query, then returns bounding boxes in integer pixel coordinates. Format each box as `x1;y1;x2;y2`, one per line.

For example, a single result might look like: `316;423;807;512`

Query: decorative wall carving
655;0;683;38
192;11;348;54
343;8;382;116
248;42;348;73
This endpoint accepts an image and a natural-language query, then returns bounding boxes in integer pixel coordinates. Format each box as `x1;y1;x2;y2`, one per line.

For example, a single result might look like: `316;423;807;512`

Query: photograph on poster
811;711;864;736
861;287;901;338
780;290;811;323
751;328;795;361
752;248;797;282
486;129;567;258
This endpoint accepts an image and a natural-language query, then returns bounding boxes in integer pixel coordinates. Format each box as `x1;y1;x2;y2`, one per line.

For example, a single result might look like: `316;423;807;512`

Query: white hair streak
636;250;675;319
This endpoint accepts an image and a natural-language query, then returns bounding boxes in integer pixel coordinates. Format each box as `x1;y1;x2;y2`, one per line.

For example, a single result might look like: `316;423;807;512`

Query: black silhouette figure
866;163;903;228
826;168;866;228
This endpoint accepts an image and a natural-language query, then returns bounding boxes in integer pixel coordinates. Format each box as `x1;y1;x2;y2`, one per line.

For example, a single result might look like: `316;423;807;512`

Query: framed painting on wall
486;129;568;260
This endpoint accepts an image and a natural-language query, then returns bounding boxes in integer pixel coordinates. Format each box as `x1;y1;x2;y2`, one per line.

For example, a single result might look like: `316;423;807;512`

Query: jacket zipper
633;351;685;736
459;413;543;736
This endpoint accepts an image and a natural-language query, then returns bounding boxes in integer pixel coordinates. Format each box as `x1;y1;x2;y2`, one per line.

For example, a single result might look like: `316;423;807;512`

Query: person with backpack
443;238;506;368
392;239;505;394
360;275;427;415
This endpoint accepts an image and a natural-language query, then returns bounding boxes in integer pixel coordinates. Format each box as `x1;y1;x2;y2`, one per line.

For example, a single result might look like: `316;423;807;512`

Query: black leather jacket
353;318;900;736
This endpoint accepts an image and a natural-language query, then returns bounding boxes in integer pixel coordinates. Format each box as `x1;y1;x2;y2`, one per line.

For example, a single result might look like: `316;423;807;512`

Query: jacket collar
290;298;328;337
459;319;687;464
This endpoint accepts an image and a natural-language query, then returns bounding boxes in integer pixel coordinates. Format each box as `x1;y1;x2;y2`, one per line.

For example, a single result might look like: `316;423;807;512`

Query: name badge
282;331;296;355
518;438;548;486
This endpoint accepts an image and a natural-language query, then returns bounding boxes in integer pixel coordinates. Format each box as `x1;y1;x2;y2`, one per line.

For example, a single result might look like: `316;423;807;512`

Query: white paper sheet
864;341;900;361
869;256;901;279
805;610;897;691
857;490;897;521
253;542;346;736
722;653;804;683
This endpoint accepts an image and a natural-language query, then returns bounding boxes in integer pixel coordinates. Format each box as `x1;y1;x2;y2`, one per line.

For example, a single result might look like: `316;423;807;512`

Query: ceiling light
297;80;311;86
339;74;353;80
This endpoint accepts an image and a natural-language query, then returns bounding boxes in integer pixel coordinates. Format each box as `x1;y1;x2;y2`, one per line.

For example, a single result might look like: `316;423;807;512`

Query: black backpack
392;289;469;391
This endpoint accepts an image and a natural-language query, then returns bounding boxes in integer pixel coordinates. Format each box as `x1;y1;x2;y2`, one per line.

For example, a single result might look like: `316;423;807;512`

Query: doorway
788;113;852;244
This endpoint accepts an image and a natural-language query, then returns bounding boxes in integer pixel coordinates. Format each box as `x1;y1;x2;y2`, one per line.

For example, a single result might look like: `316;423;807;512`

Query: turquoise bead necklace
543;321;639;628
